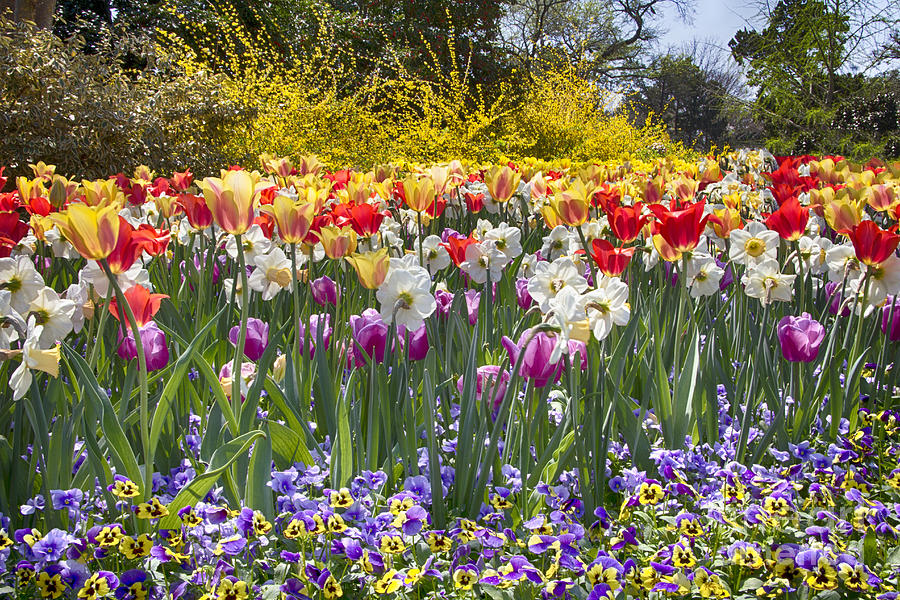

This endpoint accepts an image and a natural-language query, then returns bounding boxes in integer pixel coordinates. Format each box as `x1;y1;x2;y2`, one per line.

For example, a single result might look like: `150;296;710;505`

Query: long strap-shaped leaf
157;429;265;530
63;344;144;491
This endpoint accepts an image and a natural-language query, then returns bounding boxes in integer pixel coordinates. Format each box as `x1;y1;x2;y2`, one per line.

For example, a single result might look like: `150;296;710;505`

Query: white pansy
742;259;796;305
28;287;76;346
226;224;271;263
527;257;589;312
248;248;293;301
0;255;45;313
376;265;436;331
460;240;510;284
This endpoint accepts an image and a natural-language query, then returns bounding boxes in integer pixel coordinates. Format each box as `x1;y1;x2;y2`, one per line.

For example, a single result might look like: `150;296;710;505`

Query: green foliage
0;17;245;178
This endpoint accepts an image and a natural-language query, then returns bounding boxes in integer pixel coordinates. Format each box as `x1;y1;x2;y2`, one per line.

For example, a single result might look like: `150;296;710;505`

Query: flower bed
0;152;899;599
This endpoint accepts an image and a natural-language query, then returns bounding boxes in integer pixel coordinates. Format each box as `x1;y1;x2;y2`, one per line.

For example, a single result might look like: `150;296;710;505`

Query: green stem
100;259;151;501
232;234;250;421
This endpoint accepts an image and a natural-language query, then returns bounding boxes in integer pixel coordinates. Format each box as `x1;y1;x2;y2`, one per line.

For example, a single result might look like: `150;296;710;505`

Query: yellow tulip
200;169;262;236
712;207;742;239
259;195;316;244
549;178;595;226
45;202;120;260
16;177;47;202
485;165;521;203
345;248;391;289
28;161;55;181
863;184;897;213
401;176;437;213
318;225;357;259
824;192;864;234
80;179;122;207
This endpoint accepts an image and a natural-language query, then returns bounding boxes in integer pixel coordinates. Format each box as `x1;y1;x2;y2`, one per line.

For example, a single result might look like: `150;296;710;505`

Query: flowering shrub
1;149;900;599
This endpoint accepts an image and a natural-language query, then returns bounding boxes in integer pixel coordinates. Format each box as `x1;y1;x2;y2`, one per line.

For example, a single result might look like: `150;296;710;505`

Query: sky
656;0;762;55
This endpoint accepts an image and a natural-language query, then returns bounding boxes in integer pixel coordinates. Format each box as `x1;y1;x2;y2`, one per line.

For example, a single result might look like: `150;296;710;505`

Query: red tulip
848;220;900;267
441;235;477;267
765;196;809;241
590;239;635;277
648;201;710;262
349;203;386;237
464;192;484;213
609;202;649;244
109;284;168;327
178;194;213;230
106;218;148;275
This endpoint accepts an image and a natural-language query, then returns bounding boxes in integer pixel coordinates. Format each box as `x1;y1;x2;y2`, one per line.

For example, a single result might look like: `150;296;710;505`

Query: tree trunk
12;0;54;28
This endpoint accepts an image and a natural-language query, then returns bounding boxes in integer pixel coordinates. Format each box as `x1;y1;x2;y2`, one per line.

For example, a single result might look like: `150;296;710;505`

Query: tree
498;0;693;80
634;41;744;148
1;0;56;28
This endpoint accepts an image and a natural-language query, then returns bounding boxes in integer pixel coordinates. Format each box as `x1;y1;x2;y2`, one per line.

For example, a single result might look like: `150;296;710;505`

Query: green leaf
268;421;315;467
158;430;265;530
245;424;273;518
151;306;225;461
63;344;143;491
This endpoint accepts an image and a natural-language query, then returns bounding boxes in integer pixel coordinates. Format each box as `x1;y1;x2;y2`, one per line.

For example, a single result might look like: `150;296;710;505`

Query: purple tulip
456;365;510;410
117;322;169;371
716;256;733;290
348;309;388;367
399;324;429;361
882;298;900;341
435;289;454;318
515;278;533;309
229;318;269;361
776;313;825;363
825;281;850;317
465;289;480;325
500;329;564;388
310;276;337;306
298;314;332;357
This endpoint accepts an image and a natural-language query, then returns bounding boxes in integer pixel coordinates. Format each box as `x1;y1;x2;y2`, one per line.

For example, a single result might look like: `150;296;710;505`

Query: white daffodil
43;226;81;259
65;281;92;334
460;240;510;284
742;259;796;305
0;290;24;349
484;223;522;260
797;235;832;275
685;253;724;298
518;253;538;279
226;224;272;263
0;255;44;314
376;265;436;331
729;221;779;267
10;324;60;401
248;248;293;301
222;277;249;308
825;243;862;284
414;235;451;275
80;261;150;299
28;287;75;346
527;257;589;312
866;254;900;306
582;275;631;341
541;226;570;261
474;218;494;240
545;285;590;363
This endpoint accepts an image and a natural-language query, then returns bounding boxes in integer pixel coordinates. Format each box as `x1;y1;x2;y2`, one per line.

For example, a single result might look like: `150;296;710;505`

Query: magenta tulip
298;314;332;357
229;318;269;361
348;309;388;367
117;322;169;371
456;365;510;411
776;313;825;362
310;276;337;306
882;299;900;342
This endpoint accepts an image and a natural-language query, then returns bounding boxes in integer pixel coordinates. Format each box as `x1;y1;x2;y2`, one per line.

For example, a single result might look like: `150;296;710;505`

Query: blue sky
656;0;762;54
